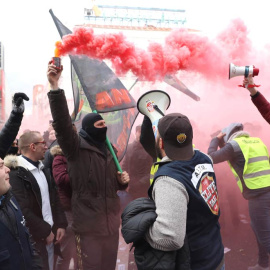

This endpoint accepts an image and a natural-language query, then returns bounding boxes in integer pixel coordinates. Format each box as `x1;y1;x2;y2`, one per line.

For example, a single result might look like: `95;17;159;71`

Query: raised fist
12;92;29;113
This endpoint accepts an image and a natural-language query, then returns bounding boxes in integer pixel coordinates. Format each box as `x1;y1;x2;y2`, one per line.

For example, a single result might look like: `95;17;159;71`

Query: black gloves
12;92;29;113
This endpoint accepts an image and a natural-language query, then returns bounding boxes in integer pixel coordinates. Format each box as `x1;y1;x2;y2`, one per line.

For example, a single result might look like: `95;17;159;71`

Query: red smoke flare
55;19;253;81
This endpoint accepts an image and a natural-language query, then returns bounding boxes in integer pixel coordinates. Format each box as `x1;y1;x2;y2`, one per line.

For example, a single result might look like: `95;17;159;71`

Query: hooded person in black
47;57;131;270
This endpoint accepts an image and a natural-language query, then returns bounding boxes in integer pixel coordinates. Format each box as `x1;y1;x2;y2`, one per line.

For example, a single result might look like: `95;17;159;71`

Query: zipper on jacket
17;236;27;270
18;170;43;212
10;199;27;270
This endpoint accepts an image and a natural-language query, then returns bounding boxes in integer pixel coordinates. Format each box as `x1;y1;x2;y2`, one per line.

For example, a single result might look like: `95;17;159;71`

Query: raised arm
207;132;234;164
0;93;29;159
244;75;270;124
140;115;157;161
47;61;79;160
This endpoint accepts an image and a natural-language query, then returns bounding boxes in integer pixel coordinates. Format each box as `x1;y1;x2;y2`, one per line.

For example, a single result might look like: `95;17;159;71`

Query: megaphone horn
137;90;171;137
229;63;259;79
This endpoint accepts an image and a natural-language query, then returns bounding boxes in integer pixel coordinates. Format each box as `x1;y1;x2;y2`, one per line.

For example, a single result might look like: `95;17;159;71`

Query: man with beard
146;113;224;270
47;61;130;270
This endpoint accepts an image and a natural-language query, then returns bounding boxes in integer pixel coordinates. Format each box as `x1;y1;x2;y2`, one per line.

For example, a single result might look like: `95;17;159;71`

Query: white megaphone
229;63;259;79
137;90;171;138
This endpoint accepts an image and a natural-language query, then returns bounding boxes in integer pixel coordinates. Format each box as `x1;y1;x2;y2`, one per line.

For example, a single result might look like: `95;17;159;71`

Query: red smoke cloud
52;18;270;268
55;19;252;81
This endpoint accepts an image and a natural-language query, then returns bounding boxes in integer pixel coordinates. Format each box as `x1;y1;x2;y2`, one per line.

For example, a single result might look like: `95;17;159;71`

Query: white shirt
18;156;54;227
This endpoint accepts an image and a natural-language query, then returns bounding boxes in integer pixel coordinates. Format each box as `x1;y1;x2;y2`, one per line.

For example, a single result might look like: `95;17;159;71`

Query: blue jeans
248;191;270;268
220;263;225;270
46;243;54;270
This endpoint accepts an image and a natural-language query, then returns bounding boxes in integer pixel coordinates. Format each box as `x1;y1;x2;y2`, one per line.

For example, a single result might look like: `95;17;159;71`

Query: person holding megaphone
124;90;225;270
229;63;270;125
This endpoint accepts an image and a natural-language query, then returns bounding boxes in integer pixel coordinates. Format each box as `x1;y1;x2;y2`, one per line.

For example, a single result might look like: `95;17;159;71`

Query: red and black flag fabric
49;9;138;160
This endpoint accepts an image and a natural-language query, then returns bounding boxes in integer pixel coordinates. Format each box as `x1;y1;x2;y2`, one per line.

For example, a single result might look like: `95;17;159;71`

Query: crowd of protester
0;61;270;270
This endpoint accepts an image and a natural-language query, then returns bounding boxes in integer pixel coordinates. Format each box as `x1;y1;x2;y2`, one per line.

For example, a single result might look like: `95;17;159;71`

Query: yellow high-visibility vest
150;158;161;185
149;144;196;185
228;136;270;192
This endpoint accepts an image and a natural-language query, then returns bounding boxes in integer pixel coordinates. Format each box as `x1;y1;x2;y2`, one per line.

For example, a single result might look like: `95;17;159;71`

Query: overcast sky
1;0;270;97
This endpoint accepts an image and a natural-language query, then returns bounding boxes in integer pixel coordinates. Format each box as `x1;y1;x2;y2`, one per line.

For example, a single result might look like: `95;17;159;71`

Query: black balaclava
79;113;107;153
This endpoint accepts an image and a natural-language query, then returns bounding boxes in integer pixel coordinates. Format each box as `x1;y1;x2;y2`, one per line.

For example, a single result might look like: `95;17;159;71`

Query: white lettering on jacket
191;163;214;188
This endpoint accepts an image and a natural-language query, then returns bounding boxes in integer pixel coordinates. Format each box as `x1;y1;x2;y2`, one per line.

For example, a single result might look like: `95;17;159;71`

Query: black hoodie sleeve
140;116;157;161
0;111;23;159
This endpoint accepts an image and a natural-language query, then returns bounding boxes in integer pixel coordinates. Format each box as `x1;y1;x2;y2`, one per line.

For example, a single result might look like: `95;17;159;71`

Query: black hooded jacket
0;111;23;159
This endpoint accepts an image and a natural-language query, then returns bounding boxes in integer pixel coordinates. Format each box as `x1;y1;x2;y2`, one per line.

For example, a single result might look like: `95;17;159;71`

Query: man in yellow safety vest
208;122;270;270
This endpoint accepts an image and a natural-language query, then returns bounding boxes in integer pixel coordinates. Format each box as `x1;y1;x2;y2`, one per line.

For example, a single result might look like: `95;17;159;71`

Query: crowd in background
0;64;270;270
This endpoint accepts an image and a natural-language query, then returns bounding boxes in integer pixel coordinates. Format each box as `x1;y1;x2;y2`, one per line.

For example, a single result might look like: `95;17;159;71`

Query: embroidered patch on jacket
199;173;219;215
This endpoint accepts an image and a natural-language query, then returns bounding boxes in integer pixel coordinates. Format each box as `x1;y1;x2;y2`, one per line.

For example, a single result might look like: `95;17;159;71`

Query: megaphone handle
153;105;165;116
238;84;249;88
238;84;261;88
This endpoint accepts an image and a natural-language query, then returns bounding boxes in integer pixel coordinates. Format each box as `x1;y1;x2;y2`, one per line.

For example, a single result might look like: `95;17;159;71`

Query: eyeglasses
33;141;47;146
20;141;47;148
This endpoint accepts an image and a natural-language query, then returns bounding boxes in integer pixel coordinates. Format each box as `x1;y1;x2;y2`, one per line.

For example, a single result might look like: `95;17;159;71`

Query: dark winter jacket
43;139;58;176
121;198;190;270
0;190;43;270
122;140;152;198
0;110;23;159
4;155;67;242
251;91;270;124
48;89;127;235
50;145;72;211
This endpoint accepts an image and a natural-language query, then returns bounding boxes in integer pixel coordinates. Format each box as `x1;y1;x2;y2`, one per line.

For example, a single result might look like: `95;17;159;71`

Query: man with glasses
4;131;67;270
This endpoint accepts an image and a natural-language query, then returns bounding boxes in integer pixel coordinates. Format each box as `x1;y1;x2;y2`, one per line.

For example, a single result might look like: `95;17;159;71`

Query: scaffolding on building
84;5;186;30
